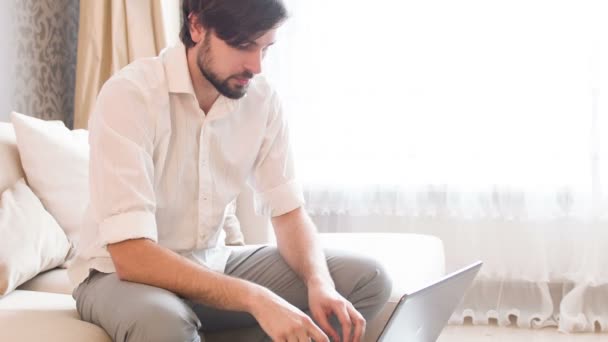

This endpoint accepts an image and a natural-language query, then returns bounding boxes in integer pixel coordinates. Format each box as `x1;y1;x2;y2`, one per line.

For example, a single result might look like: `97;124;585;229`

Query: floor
438;324;607;341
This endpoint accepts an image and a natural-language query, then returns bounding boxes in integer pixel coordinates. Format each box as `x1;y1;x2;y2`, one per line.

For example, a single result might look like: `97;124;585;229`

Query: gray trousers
73;246;392;342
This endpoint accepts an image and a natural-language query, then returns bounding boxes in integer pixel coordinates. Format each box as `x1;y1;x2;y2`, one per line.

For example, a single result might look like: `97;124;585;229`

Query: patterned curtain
10;0;79;126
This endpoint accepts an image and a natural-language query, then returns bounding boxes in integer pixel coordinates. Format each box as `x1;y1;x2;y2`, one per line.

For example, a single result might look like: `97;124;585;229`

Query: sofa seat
2;232;445;342
0;290;111;342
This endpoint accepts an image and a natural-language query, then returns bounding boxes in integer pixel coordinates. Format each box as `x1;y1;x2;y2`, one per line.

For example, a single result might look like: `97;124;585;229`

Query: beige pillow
10;112;89;244
0;179;71;296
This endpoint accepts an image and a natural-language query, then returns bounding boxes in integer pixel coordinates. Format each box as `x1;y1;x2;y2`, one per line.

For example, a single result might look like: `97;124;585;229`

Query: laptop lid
378;261;482;342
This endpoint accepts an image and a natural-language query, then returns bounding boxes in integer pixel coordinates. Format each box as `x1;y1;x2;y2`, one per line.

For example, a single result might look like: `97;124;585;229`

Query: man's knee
329;252;393;318
75;272;202;342
355;256;393;307
124;306;202;342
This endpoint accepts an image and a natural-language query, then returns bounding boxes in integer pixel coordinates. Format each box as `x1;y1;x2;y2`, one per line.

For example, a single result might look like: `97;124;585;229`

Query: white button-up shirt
68;42;304;286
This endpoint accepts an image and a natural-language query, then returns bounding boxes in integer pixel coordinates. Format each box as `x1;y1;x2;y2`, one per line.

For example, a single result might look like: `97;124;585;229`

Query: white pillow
0;179;71;296
10;112;89;244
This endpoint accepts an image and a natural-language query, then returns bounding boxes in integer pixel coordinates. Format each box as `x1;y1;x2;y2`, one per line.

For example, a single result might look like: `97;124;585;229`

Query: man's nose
244;50;263;75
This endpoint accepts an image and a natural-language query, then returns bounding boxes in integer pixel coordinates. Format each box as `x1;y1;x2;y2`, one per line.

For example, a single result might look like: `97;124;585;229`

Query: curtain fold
73;0;167;129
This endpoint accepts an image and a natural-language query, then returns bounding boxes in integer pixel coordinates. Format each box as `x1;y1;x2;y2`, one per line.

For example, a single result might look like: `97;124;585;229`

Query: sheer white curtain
264;0;608;333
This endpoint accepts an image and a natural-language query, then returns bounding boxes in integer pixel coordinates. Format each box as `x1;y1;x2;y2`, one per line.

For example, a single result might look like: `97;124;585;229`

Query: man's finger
347;305;366;342
305;318;330;342
312;308;340;342
296;329;309;342
333;303;352;342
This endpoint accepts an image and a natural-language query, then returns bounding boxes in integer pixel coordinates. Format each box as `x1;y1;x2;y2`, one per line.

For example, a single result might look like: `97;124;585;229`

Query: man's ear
188;13;206;44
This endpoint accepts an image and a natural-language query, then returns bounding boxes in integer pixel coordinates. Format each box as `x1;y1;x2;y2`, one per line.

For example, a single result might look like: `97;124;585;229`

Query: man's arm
108;239;329;342
272;207;366;342
272;207;333;288
108;239;258;311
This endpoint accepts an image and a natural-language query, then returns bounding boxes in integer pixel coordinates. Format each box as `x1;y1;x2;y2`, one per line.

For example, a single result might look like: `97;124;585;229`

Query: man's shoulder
105;57;168;98
93;57;169;129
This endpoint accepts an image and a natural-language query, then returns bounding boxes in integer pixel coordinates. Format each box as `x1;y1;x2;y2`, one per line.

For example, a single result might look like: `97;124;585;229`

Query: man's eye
237;44;252;50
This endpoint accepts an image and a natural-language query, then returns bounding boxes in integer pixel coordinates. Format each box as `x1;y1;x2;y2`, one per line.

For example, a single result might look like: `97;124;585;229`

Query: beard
197;35;253;100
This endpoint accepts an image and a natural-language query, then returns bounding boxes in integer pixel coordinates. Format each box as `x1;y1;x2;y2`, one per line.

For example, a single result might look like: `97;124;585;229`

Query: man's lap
73;246;390;341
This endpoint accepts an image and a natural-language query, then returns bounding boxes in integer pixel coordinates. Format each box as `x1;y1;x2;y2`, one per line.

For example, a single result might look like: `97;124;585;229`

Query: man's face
196;29;277;99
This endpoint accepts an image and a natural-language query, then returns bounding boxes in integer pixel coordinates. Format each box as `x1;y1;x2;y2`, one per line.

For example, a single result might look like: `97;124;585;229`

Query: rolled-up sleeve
248;93;305;217
88;77;158;246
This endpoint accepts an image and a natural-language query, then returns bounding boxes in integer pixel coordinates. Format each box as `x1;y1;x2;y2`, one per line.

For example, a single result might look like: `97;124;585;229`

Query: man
69;0;391;341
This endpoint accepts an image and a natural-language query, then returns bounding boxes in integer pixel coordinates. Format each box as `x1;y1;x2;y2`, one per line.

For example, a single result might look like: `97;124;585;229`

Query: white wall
0;1;16;122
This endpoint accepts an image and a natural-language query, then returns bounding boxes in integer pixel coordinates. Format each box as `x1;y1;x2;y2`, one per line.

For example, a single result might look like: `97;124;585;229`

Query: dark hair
180;0;288;48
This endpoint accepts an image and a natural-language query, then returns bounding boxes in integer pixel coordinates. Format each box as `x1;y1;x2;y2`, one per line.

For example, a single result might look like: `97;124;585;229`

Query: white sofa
0;121;446;341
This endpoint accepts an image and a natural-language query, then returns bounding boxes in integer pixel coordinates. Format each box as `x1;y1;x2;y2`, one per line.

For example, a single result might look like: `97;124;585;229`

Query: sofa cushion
319;233;445;342
0;122;24;194
319;233;446;293
0;290;111;342
17;269;74;295
0;179;72;296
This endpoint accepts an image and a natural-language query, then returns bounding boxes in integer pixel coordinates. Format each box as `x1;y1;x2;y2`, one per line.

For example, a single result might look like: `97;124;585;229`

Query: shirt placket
196;98;234;249
197;117;213;248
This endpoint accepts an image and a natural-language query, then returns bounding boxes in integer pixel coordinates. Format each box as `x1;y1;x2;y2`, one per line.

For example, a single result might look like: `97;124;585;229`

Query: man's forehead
253;29;278;46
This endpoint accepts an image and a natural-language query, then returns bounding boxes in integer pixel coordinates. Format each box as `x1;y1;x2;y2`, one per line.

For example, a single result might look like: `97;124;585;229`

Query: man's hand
272;207;366;341
250;287;329;342
308;282;366;342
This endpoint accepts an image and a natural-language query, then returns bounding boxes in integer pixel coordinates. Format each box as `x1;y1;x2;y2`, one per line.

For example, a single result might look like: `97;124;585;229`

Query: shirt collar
162;42;239;113
163;41;196;95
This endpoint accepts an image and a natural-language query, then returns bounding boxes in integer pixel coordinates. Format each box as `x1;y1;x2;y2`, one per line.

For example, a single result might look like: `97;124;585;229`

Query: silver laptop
378;261;482;342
